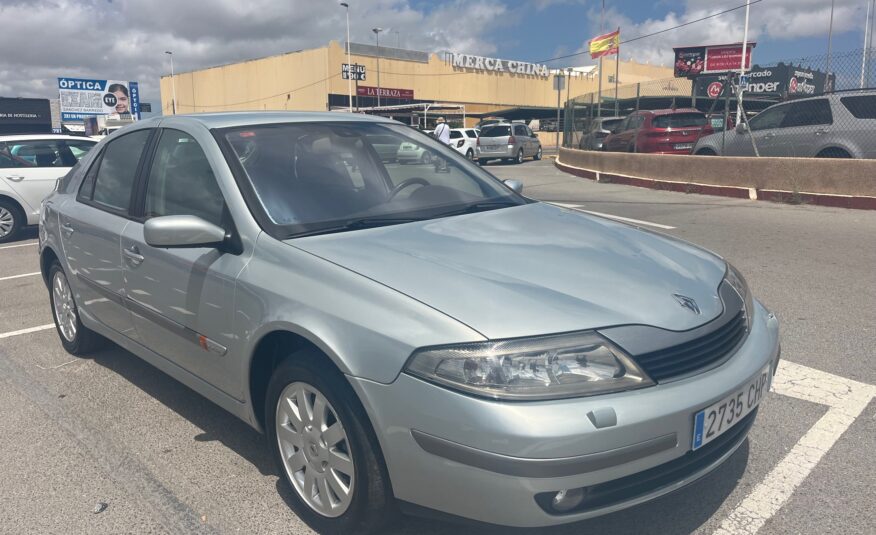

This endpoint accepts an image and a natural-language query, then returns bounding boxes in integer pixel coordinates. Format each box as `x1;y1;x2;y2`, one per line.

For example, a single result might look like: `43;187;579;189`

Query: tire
695;148;717;156
816;148;851;158
534;146;542;160
478;158;488;165
515;149;524;164
0;198;24;244
266;352;394;534
420;152;432;164
48;261;106;355
465;149;474;161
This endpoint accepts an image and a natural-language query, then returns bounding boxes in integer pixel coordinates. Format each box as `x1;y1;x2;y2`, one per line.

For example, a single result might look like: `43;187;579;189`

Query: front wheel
49;262;106;355
267;353;394;534
478;158;488;165
534;146;542;160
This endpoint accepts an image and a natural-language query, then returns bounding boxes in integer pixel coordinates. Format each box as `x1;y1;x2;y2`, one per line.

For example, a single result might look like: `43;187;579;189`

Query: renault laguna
39;112;780;533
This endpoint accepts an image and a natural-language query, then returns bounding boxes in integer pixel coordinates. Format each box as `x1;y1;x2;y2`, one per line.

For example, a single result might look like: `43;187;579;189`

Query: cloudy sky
0;0;872;111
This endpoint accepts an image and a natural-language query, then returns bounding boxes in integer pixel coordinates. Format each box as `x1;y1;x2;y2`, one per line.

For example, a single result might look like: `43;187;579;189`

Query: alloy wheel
276;382;356;518
0;207;14;238
52;271;77;342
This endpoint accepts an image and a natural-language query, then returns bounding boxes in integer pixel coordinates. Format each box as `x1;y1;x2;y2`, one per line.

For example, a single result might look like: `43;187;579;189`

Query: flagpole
614;27;620;116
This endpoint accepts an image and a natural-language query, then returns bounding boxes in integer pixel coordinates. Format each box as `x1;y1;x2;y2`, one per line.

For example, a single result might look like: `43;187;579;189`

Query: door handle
4;175;25;181
61;222;75;236
763;133;775;139
123;246;145;265
814;128;828;136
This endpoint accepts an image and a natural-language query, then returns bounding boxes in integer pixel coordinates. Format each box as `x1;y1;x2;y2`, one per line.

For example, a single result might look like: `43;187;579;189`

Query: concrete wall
557;148;876;198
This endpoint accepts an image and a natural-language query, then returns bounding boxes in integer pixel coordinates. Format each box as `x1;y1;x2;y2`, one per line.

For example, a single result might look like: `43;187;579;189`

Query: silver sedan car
39;112;780;533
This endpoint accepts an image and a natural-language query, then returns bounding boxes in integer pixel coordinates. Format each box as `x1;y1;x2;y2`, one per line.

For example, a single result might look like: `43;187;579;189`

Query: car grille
536;408;757;515
632;310;748;382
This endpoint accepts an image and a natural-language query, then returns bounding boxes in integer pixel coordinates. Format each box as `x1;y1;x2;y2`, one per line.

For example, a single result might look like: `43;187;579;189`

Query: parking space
0;161;873;534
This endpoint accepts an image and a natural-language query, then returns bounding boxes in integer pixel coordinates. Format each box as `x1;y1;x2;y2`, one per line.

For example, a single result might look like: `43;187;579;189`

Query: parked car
602;109;713;155
396;140;432;164
693;90;876;158
40;112;779;533
0;134;97;242
579;117;624;150
448;128;478;160
477;122;542;164
367;134;401;162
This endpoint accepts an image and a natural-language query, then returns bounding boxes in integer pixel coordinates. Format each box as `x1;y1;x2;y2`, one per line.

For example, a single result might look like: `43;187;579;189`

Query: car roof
0;134;97;142
157;111;397;130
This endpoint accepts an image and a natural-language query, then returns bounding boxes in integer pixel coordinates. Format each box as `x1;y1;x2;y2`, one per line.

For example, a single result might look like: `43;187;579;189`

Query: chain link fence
564;48;876;158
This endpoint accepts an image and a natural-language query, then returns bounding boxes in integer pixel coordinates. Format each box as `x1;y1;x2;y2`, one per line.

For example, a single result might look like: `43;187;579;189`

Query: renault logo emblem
673;294;701;314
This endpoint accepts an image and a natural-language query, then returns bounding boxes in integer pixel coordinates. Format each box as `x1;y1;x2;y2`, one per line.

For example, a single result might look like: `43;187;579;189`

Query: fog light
551;488;585;513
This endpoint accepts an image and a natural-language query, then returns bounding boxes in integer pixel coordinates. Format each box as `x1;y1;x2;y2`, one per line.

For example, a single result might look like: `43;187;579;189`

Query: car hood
288;202;727;340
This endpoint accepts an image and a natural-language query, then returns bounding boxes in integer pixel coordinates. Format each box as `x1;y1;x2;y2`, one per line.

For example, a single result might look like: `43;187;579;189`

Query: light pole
165;51;176;115
373;27;383;108
340;2;353;112
736;1;751;126
826;0;835;90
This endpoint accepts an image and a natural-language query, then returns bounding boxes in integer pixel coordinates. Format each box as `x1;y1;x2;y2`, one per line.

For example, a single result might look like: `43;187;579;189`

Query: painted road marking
0;241;37;250
0;324;54;340
714;360;876;535
0;271;40;282
548;202;677;230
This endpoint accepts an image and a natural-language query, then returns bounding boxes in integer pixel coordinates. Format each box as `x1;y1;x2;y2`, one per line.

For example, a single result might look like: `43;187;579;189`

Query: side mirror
503;179;523;194
144;215;226;249
735;122;749;134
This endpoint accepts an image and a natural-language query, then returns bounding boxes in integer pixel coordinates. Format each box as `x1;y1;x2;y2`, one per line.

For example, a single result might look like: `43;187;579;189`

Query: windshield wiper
289;217;424;238
432;200;520;219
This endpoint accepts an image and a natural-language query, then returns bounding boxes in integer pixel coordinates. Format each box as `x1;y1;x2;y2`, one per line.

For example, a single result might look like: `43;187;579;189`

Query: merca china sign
448;53;549;77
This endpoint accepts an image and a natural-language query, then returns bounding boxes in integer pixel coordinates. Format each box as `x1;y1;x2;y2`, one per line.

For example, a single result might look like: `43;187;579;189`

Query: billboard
694;64;829;99
0;98;52;135
674;43;755;77
58;78;141;120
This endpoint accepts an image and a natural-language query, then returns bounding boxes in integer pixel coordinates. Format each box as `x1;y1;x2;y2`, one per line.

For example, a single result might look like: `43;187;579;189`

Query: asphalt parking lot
1;159;874;534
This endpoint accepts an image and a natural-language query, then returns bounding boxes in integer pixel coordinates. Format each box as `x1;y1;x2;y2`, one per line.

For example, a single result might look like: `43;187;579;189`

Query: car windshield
652;113;707;128
480;125;511;137
601;119;623;130
222;122;526;238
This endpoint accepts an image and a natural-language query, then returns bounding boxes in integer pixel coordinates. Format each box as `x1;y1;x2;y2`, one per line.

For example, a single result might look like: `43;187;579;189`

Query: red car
602;109;713;155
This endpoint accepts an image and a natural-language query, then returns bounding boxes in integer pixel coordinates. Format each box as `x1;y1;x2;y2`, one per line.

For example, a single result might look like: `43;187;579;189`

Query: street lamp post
373;27;383;108
164;51;176;115
340;3;353;112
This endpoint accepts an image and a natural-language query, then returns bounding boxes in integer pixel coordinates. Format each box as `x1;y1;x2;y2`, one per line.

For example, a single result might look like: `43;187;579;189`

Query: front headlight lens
404;332;654;400
725;262;754;330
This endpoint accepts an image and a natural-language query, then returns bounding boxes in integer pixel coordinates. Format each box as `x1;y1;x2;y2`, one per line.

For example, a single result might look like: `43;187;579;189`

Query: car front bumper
349;300;780;527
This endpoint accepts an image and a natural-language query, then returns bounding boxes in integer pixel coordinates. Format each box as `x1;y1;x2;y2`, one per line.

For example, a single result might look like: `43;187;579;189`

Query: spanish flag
589;29;620;59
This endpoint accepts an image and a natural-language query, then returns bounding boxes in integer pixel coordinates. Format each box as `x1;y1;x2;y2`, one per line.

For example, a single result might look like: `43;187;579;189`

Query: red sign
356;86;414;99
704;45;753;73
707;81;723;99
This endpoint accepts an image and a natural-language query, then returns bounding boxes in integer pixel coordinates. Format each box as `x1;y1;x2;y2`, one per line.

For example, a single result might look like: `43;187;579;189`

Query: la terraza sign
448;53;549;77
357;86;414;99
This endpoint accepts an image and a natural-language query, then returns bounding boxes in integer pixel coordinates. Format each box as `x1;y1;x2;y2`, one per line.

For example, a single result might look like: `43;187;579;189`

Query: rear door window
840;95;876;118
513;125;528;137
781;99;832;127
481;125;511;137
7;139;77;167
88;130;152;212
652;113;707;129
466;129;478;138
449;131;463;139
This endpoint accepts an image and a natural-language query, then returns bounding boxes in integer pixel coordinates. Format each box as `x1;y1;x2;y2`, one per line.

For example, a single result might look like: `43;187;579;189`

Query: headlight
725;262;754;330
404;332;654;401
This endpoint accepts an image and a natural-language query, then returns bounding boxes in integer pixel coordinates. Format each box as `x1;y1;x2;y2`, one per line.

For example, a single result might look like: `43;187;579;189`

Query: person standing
433;117;451;172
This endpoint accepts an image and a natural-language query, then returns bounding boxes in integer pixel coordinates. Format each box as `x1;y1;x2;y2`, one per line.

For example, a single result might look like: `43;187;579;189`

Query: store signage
342;63;366;81
673;43;755;77
58;77;141;120
356;86;414;99
448;53;549;77
694;65;827;99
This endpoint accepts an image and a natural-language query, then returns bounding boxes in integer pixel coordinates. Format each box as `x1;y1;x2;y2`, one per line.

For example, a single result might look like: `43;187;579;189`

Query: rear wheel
478;158;488;165
534;147;542;160
0;199;24;244
267;352;394;534
695;148;717;156
515;149;524;164
48;261;106;355
816;148;851;158
465;149;474;161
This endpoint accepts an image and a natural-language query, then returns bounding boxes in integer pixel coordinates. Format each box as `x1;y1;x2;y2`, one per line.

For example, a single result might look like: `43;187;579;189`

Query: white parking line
714;360;876;535
0;324;54;340
0;241;37;250
548;202;677;230
0;271;40;282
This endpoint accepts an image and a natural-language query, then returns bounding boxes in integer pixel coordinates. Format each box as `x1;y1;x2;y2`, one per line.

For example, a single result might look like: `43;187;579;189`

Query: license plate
692;364;771;450
674;143;694;150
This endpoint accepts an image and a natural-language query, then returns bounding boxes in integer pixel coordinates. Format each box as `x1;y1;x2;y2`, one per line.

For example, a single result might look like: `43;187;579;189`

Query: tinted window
145;129;225;226
782;99;832;128
223;122;523;236
481;125;511;137
652;113;707;129
840;95;876;119
749;104;789;131
7;139;79;167
0;143;34;168
91;130;151;211
601;119;623;131
65;139;97;161
449;131;463;139
466;129;478;138
513;125;527;136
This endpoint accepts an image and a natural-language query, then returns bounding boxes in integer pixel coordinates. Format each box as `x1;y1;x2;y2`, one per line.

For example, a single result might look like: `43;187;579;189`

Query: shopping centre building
159;41;674;128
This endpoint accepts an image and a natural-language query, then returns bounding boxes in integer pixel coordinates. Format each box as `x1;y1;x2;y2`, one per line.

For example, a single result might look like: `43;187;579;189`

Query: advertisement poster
705;45;753;73
674;44;755;77
58;78;141;120
674;47;706;78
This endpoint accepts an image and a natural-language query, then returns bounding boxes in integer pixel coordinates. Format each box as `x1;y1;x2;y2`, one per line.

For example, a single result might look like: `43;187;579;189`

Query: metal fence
564;48;876;158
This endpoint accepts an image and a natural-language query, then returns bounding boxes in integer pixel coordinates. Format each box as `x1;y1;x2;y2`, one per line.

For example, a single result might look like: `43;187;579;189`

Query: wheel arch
40;245;61;288
0;193;27;219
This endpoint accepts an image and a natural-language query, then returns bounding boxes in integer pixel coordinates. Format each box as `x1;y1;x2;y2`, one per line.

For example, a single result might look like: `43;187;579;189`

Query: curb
554;159;876;211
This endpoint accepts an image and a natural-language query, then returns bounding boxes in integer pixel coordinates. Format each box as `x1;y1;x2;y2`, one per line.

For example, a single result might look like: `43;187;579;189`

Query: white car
448;128;479;160
0;134;97;242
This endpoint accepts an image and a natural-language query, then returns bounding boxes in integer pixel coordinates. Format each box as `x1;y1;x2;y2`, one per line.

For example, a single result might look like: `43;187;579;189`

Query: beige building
159;41;674;127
